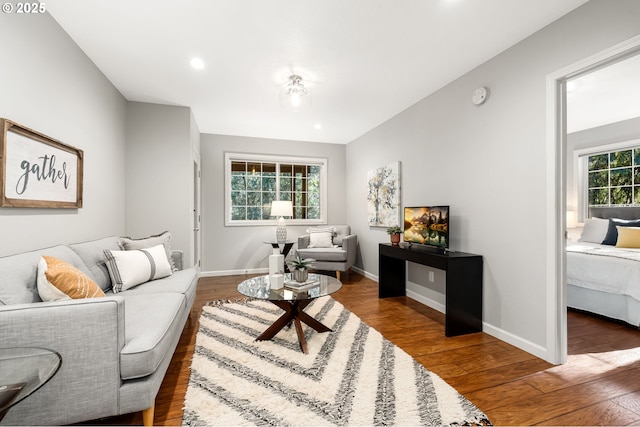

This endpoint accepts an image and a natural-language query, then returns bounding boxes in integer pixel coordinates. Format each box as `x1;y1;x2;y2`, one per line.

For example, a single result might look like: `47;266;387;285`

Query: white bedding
566;241;640;303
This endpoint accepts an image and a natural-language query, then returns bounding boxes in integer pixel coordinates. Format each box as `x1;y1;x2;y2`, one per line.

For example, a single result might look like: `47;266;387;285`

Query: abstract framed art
0;119;83;208
367;161;400;227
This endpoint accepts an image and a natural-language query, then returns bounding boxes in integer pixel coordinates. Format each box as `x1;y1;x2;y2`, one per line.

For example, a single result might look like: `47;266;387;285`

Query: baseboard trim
352;266;377;282
201;268;269;277
481;323;548;361
405;290;446;314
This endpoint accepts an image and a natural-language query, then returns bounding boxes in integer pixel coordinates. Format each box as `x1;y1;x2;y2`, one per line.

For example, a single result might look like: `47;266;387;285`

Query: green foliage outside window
587;148;640;207
230;160;321;221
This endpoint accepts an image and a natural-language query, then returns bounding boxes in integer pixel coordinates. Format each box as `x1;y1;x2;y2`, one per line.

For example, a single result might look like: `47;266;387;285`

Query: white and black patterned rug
182;296;491;426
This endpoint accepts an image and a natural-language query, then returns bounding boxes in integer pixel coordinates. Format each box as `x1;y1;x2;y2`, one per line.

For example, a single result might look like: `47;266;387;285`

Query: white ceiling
567;53;640;134
47;0;591;144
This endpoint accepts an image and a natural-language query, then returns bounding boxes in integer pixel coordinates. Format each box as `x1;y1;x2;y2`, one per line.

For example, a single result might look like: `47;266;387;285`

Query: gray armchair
296;225;357;280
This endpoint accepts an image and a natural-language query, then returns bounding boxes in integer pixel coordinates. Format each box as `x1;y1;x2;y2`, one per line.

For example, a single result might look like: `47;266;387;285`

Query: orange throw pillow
37;256;105;301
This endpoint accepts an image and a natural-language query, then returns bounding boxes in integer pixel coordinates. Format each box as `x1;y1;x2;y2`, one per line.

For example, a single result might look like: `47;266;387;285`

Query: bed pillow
37;256;105;302
615;226;640;248
104;244;173;292
578;217;609;243
602;218;640;245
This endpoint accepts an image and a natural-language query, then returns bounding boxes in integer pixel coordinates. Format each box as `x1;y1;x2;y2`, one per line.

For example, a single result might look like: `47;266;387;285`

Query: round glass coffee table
237;273;342;354
0;347;61;421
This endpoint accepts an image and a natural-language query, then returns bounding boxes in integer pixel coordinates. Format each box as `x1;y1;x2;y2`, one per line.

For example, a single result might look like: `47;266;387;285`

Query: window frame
224;152;328;227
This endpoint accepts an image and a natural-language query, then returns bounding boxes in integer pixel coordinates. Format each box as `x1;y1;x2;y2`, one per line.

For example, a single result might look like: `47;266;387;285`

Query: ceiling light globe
279;74;311;112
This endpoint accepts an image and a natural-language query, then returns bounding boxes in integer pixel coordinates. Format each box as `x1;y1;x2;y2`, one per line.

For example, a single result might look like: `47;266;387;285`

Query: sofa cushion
37;256;105;301
118;268;198;298
104;245;173;293
296;247;347;262
69;236;121;292
0;245;93;306
120;293;185;380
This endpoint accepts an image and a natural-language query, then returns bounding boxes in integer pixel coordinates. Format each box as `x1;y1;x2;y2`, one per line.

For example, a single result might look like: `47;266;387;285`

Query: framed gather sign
0;119;83;208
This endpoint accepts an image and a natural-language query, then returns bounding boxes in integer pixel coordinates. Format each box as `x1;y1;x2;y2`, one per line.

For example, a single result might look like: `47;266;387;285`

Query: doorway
547;35;640;364
193;159;201;270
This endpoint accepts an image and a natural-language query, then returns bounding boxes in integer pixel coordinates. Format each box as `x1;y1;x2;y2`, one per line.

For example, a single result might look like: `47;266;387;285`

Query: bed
566;206;640;327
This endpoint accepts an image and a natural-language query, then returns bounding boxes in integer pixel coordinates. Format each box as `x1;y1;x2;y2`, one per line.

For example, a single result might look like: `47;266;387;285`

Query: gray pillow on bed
602;218;640;245
578;217;609;243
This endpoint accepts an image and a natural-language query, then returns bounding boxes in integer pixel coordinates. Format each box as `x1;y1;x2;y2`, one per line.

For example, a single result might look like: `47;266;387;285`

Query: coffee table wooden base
255;299;332;354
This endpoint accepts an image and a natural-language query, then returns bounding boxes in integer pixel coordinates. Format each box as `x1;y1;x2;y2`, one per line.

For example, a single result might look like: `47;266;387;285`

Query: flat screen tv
403;206;449;250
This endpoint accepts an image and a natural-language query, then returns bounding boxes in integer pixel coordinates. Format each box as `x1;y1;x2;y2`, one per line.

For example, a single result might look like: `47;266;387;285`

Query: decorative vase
292;269;308;282
276;216;287;243
390;233;401;246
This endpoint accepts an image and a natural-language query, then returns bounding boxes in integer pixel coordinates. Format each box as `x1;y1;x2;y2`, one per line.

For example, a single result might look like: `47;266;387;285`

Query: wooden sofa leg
336;271;341;281
142;403;155;426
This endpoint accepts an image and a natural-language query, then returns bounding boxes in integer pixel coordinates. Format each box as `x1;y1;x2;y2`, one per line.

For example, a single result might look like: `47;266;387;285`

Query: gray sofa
0;236;199;426
297;225;357;280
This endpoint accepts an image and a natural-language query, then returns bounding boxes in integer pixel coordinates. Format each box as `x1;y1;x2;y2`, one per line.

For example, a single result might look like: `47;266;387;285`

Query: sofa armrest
0;297;126;425
298;235;310;249
171;249;184;271
342;234;358;267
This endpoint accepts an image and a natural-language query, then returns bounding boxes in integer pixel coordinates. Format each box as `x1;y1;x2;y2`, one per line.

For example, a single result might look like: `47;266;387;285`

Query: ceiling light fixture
279;74;311;112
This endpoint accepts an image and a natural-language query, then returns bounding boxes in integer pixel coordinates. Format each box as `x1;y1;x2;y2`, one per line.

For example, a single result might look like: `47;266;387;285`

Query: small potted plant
288;250;315;282
386;225;402;246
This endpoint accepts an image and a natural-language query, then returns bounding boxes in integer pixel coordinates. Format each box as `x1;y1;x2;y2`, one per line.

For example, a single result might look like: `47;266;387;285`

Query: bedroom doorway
548;35;640;364
193;159;202;270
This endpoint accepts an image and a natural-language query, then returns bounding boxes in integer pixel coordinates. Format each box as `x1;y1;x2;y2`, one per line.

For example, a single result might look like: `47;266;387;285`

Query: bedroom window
224;153;327;226
587;147;640;206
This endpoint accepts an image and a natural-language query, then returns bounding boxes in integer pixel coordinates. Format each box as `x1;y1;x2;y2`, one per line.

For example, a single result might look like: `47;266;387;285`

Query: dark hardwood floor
83;273;640;426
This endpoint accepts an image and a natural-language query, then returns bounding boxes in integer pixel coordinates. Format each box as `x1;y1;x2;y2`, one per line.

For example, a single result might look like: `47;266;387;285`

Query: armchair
296;225;357;280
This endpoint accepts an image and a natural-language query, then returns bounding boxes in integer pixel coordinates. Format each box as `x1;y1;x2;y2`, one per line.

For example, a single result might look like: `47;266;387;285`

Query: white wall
125;102;199;266
0;12;127;256
346;0;640;360
200;134;346;274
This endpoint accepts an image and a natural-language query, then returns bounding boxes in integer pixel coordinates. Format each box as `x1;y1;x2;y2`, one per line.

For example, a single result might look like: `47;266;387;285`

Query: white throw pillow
306;226;336;235
104;244;173;292
578;217;609;243
119;231;176;271
308;231;334;248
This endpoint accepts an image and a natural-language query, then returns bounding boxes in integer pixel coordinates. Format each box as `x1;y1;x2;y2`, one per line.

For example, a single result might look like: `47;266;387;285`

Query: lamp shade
566;210;577;229
270;200;293;217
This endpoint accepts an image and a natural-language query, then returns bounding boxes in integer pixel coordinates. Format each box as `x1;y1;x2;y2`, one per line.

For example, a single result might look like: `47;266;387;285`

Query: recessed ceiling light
190;58;205;70
314;123;322;130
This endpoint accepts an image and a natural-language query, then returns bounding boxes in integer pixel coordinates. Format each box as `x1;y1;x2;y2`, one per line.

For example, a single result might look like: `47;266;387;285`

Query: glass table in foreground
237;273;342;353
0;347;62;421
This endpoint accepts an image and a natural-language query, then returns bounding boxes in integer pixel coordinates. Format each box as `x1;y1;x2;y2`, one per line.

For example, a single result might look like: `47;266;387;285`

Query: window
587;147;640;206
225;153;327;225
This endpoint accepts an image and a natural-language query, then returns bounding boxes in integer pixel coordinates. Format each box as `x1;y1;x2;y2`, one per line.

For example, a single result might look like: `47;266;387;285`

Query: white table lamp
271;200;293;243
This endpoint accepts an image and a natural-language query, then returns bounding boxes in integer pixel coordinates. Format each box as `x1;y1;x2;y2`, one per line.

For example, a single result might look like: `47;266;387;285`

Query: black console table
378;243;483;337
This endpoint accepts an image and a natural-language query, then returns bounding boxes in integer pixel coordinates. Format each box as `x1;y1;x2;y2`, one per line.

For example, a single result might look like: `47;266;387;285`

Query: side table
0;347;61;421
264;240;295;272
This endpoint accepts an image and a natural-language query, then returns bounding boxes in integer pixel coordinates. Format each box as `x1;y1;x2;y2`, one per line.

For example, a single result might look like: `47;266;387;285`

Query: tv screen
403;206;449;249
